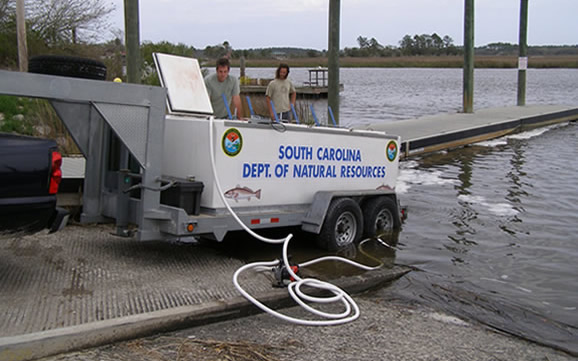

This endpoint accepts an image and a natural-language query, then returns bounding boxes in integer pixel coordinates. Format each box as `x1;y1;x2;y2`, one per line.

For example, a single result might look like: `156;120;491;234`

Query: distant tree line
398;33;459;56
476;42;578;56
342;33;459;57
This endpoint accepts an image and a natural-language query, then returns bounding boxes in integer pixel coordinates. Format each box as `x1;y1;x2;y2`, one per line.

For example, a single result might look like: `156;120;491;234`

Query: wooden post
328;0;341;125
517;0;529;106
124;0;141;84
16;0;28;72
463;0;474;113
122;0;141;173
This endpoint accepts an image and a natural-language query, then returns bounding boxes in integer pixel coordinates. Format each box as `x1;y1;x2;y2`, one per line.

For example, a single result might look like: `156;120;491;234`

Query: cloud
109;0;578;48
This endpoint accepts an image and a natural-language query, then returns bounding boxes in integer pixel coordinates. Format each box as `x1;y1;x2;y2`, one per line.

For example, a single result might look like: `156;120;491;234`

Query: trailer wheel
362;196;400;237
317;198;363;251
28;55;107;80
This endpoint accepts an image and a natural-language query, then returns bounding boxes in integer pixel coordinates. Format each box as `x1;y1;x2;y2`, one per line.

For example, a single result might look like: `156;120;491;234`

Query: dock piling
517;0;529;106
463;0;475;114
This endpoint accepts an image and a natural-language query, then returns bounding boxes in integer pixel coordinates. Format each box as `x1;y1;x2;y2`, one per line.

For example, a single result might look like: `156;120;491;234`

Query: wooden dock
354;104;578;158
240;84;343;98
241;67;343;98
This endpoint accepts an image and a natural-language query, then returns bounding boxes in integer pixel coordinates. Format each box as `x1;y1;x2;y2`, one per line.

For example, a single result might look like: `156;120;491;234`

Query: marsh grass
31;99;79;154
233;55;578;69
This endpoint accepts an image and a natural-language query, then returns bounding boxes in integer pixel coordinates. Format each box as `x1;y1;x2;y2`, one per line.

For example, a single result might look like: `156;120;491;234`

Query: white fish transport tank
154;53;401;211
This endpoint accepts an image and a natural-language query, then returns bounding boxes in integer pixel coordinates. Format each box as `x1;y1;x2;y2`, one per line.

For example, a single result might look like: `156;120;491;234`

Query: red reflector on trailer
49;151;63;194
250;217;280;225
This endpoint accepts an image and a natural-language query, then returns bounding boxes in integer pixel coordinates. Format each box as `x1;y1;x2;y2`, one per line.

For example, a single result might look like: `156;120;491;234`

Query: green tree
141;40;196;65
357;35;368;48
399;34;414;55
307;49;320;57
431;33;443;50
368;37;383;55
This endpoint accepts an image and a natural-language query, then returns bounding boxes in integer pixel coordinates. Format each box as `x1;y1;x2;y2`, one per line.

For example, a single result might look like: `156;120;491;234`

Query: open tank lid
153;52;213;116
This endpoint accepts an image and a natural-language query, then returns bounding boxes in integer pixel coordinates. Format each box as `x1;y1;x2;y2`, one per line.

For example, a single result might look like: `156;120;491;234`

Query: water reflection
389;124;578;355
214;228;400;281
506;141;529;206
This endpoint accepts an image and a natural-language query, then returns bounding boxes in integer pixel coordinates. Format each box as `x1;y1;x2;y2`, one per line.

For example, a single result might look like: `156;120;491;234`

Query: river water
232;67;578;353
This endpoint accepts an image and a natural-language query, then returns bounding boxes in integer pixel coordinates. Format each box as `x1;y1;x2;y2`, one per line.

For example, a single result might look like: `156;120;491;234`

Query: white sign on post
518;56;528;71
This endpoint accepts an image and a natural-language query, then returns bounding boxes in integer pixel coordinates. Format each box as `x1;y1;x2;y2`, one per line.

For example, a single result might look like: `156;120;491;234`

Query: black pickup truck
0;133;68;234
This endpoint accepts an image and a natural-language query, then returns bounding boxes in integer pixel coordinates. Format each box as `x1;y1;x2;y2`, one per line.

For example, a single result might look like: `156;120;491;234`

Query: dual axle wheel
316;196;400;251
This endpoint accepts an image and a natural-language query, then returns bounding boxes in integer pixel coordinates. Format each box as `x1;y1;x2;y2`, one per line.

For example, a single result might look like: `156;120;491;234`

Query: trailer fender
301;190;397;234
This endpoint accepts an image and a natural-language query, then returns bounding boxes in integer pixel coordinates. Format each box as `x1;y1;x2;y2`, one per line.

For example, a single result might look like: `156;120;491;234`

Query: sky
107;0;577;50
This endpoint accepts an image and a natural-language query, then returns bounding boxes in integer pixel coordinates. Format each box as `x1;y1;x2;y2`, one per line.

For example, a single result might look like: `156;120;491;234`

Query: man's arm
289;80;297;109
266;95;275;120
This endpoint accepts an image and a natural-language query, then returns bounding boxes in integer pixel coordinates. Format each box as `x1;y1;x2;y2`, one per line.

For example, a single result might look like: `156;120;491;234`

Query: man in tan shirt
266;63;296;122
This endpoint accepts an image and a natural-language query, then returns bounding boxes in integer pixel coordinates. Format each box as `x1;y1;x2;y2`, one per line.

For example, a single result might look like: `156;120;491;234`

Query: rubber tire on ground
362;196;400;238
28;55;107;80
316;198;363;251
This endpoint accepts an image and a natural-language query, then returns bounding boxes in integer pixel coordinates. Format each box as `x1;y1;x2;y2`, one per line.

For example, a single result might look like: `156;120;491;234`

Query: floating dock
355;104;578;158
241;67;343;98
240;84;343;98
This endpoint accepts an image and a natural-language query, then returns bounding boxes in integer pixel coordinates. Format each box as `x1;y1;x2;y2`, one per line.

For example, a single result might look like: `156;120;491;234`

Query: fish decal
224;185;262;202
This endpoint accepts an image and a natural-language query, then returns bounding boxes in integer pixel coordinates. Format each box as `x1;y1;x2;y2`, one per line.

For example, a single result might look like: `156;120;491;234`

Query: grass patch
0;95;79;154
0;95;34;134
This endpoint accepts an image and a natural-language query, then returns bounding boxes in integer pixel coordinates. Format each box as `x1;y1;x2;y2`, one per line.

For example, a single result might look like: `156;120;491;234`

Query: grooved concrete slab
0;224;410;361
0;224;272;337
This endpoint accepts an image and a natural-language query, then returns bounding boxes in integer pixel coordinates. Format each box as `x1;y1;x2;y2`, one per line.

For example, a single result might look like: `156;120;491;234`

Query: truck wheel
317;198;363;251
362;197;400;237
29;55;107;80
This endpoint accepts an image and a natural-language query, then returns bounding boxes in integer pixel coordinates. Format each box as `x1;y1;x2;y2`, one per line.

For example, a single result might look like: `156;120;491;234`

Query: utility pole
16;0;28;72
517;0;529;106
328;0;341;125
124;0;141;84
463;0;474;113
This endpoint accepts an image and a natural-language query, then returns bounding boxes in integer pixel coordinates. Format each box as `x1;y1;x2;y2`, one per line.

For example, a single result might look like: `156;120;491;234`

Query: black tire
29;55;107;80
362;197;401;237
316;198;363;251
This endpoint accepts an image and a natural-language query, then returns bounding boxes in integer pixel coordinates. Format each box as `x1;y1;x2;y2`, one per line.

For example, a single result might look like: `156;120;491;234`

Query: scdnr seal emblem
222;128;243;157
386;141;398;162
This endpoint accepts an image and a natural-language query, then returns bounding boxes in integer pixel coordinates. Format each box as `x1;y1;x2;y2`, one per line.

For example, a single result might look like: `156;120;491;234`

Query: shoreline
37;298;577;361
227;55;578;69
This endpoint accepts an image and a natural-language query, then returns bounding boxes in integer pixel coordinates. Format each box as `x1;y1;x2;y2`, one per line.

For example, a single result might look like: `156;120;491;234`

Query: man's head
276;64;290;80
216;58;231;82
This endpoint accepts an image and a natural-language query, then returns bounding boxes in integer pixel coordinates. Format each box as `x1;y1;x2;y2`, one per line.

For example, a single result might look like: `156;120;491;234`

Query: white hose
208;117;382;325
